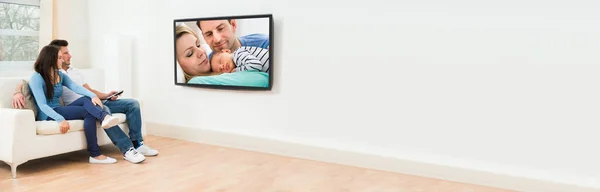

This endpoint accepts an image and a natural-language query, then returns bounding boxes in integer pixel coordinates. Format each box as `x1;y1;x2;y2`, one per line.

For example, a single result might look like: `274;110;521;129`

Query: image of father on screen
174;17;271;88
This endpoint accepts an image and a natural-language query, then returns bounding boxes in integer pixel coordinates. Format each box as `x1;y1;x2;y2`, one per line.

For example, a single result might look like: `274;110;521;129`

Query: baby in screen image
210;46;270;73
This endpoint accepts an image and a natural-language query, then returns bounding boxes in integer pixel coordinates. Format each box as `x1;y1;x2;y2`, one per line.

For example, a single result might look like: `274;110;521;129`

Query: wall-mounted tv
173;14;273;90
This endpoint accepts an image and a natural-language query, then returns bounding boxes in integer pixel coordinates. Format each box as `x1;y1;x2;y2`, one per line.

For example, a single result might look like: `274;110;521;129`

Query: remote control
106;90;124;100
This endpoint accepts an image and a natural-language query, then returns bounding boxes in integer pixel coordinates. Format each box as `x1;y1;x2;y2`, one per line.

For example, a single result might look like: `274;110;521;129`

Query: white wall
53;0;90;68
87;0;158;96
38;0;53;51
86;0;600;189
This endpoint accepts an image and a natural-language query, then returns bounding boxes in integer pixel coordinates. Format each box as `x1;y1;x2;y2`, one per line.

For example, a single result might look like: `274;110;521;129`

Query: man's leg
103;99;143;142
104;98;158;156
99;105;133;153
100;104;146;163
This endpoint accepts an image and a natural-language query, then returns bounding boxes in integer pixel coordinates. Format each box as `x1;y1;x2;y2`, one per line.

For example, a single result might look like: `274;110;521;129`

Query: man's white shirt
60;67;85;105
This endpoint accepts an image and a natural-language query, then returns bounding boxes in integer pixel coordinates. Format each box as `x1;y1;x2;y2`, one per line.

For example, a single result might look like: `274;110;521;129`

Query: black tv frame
173;14;274;91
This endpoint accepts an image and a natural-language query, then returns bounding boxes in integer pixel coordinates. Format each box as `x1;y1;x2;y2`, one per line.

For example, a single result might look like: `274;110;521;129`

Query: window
0;0;40;71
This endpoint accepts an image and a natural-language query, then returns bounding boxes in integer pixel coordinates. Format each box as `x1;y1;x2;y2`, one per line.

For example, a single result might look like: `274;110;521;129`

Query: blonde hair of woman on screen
175;24;221;82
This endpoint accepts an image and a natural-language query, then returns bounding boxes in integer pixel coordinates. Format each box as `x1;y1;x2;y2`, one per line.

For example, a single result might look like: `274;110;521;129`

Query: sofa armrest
0;107;37;164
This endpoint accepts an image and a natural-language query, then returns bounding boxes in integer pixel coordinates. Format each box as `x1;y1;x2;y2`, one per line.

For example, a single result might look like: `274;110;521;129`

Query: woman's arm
61;72;97;99
29;73;66;122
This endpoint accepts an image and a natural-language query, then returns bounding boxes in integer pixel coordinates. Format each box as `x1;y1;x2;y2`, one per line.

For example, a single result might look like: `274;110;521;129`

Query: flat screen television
173;14;273;90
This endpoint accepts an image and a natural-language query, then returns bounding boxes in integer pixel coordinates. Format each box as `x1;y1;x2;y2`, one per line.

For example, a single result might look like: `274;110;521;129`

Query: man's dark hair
49;39;69;47
196;19;232;32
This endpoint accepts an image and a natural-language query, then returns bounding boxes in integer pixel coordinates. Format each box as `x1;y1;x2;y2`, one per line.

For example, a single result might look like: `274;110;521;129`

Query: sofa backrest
0;68;105;108
0;78;27;108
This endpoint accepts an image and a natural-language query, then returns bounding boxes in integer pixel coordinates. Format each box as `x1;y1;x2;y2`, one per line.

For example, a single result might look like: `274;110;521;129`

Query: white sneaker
101;115;120;129
137;145;159;156
89;156;117;164
123;147;146;164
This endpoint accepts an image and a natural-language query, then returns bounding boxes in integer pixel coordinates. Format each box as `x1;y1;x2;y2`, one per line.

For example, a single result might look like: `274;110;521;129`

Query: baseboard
146;122;600;192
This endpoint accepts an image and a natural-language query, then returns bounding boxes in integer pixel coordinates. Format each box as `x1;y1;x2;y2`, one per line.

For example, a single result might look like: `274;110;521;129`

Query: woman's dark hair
33;45;61;99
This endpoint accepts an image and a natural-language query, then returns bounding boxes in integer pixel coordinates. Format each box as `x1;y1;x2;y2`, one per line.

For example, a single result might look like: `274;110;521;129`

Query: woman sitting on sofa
29;45;122;164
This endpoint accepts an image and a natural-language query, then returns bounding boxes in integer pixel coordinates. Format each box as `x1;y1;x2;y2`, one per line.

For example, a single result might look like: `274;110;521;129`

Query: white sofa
0;69;145;179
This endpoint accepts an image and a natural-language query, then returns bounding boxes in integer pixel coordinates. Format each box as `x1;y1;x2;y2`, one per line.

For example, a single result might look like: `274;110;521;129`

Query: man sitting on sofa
12;39;159;163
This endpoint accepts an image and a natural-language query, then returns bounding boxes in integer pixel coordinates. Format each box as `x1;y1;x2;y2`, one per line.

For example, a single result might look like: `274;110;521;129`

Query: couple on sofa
11;39;158;164
175;19;270;84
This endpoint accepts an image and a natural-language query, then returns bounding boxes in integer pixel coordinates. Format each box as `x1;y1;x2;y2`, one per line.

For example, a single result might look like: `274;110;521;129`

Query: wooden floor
0;135;513;192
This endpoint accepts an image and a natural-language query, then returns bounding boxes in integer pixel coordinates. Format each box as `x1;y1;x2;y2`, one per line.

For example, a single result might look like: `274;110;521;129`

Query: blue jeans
50;96;109;157
101;98;144;153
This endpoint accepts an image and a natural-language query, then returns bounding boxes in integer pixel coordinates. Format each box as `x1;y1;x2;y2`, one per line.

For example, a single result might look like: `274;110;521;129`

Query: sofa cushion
36;113;127;135
22;80;66;120
21;80;39;120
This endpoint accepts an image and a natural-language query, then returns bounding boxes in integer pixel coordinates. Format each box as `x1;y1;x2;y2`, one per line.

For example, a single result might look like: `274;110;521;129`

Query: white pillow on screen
202;43;212;56
176;61;186;83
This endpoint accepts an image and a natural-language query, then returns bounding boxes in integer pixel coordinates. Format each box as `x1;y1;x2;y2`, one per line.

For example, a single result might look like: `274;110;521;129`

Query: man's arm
82;83;118;100
83;83;107;99
14;82;23;93
12;81;26;109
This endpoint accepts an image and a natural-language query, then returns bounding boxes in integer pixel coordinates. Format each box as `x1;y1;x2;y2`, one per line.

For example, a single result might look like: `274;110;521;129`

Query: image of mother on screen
174;20;270;88
175;24;212;81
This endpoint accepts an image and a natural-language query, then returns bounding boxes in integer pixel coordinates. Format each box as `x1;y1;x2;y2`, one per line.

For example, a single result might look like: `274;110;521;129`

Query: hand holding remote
106;90;124;100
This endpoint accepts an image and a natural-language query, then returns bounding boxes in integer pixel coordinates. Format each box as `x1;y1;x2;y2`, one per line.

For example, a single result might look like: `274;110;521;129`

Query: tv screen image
173;14;273;90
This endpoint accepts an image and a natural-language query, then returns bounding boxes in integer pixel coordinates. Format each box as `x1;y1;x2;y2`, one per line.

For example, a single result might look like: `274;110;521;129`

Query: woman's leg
51;106;114;163
68;97;120;129
68;96;108;120
66;97;143;163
